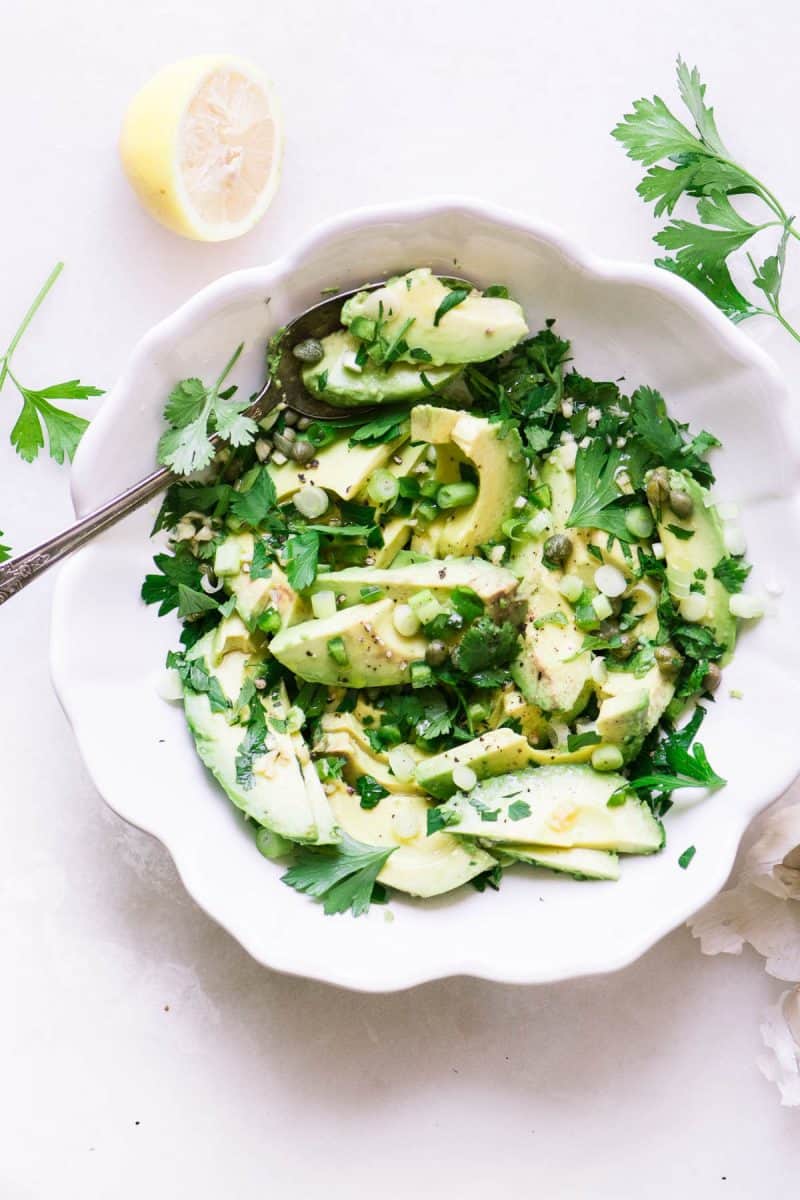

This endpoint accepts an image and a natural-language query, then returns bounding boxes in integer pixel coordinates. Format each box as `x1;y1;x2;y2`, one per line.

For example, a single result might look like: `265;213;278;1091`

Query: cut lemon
120;54;283;242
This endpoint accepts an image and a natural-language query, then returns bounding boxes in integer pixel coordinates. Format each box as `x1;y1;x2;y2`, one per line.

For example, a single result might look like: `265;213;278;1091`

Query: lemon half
120;54;284;242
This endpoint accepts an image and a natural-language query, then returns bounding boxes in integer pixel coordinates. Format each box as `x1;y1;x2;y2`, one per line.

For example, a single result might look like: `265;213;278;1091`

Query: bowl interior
53;203;800;990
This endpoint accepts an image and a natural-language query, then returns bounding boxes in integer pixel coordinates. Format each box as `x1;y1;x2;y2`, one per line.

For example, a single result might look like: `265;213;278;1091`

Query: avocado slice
308;557;519;608
181;632;335;844
214;533;308;627
501;844;621;881
409;405;528;557
302;329;459;407
268;428;407;502
415;728;537;800
437;765;665;853
510;538;594;718
341;268;528;367
648;469;736;658
596;662;676;761
325;780;496;898
315;717;427;797
269;596;427;687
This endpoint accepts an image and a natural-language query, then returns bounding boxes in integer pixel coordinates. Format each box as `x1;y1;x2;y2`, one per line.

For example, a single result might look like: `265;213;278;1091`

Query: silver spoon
0;278;471;605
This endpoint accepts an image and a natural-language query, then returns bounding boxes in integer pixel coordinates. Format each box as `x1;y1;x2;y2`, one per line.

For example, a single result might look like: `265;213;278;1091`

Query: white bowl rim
50;196;800;992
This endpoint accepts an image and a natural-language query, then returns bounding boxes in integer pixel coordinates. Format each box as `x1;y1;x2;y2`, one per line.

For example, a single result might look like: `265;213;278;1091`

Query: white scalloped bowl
50;199;800;992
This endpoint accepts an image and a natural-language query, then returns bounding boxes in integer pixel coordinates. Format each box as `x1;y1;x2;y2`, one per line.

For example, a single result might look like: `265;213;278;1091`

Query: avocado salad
143;267;761;915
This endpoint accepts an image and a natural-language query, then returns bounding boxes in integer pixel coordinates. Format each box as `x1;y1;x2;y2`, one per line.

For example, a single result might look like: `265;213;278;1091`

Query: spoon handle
0;380;277;606
0;463;176;605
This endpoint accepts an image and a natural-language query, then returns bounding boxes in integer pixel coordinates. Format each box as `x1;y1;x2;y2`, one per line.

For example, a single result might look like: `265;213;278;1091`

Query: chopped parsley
281;834;395;917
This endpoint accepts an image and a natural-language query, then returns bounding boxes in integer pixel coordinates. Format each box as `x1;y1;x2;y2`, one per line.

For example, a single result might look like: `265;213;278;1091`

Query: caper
668;488;694;519
283;408;299;426
645;467;670;510
544;533;572;566
292;438;317;464
425;640;449;667
291;338;324;364
702;662;722;693
609;632;638;660
655;645;684;675
273;431;297;456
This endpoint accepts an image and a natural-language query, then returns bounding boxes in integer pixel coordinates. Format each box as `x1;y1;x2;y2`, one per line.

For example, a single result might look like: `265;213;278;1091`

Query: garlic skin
687;799;800;1105
757;987;800;1107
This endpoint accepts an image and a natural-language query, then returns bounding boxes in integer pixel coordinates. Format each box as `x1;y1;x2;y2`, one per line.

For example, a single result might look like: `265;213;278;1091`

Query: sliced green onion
285;706;305;733
594;564;627;598
729;593;765;620
360;585;384;603
625;505;654;540
525;509;553;537
311;589;337;620
392;603;421;637
293;485;329;519
629;580;659;615
467;700;491;725
666;563;691;599
420;478;441;499
416;500;438;524
367;469;400;506
678;593;707;622
327;636;349;666
592;745;624;772
591;593;613;621
257;607;282;634
452;764;478;791
437;482;478;510
410;661;434;689
255;828;293;860
388;744;417;783
408;588;443;625
559;574;584;604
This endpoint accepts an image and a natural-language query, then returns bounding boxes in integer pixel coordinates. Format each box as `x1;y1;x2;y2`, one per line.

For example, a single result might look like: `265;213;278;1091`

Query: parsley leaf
1;263;102;468
355;775;389;810
508;799;532;821
250;539;273;580
450;617;520;675
433;287;470;326
613;56;800;343
229;467;277;527
622;705;726;805
157;344;259;475
141;547;203;616
284;530;320;591
566;440;631;541
282;834;395;917
167;650;229;714
713;555;751;594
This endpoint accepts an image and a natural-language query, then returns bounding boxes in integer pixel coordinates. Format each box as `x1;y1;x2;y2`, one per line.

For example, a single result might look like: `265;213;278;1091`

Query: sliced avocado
372;517;412;567
341;268;528;367
597;661;676;760
268;428;407;502
416;728;537;800
498;687;550;744
269;596;427;687
648;468;736;658
315;728;426;797
211;613;253;664
500;844;621;881
308;557;518;608
301;329;459;406
182;633;334;844
326;780;496;898
409;406;527;557
510;538;593;718
596;688;649;758
437;765;664;853
215;533;307;627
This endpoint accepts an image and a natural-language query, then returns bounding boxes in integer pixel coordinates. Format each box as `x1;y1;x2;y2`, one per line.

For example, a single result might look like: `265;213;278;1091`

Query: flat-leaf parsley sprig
157;343;259;476
613;57;800;341
1;262;103;465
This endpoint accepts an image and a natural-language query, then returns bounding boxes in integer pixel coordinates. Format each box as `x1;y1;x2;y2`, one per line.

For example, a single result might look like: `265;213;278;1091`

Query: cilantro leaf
622;705;725;807
508;799;532;821
250;540;273;581
348;411;409;446
141;548;203;616
167;650;229;714
157;344;256;476
713;555;751;594
284;530;320;591
229;467;277;527
355;775;389;810
282;833;395;917
566;439;631;541
613;57;800;343
451;617;520;676
176;583;220;619
630;385;717;486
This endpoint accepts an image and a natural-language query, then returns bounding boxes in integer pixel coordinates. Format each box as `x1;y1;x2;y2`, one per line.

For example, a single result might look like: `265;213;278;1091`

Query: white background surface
2;0;799;1194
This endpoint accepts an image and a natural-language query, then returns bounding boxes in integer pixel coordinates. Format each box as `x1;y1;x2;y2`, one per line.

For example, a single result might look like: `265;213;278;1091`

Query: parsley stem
0;262;64;391
213;341;244;394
